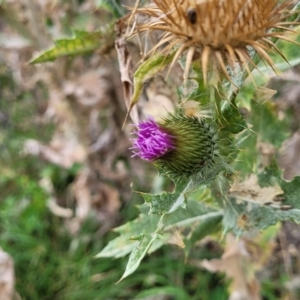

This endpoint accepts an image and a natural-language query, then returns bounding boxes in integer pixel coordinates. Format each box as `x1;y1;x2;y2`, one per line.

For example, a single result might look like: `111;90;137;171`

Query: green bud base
154;113;234;181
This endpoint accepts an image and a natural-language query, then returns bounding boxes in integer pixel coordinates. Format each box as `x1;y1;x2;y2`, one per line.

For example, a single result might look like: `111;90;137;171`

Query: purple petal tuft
131;118;175;161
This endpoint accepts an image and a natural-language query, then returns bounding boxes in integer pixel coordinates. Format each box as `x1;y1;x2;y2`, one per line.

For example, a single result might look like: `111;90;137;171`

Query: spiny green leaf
96;200;220;259
258;162;300;209
234;99;290;176
116;199;222;280
184;213;222;257
118;233;159;282
29;29;114;64
247;206;300;229
166;198;220;228
187;63;210;106
125;52;176;120
95;213;160;259
140;179;192;215
221;100;247;134
94;236;138;259
224;199;300;232
224;162;300;232
257;160;281;187
251;101;289;148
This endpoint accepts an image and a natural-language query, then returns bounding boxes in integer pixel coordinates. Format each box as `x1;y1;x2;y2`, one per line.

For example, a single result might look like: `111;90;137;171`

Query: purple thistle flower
131;118;175;161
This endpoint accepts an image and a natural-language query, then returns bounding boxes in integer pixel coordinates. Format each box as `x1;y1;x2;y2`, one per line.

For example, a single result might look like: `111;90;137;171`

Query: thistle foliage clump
29;0;300;289
96;0;300;283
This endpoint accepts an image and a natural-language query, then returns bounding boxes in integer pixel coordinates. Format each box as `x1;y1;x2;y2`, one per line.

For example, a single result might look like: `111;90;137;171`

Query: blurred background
1;0;300;299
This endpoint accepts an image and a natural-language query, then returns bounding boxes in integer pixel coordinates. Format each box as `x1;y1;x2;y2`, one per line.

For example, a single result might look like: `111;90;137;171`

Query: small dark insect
187;7;197;24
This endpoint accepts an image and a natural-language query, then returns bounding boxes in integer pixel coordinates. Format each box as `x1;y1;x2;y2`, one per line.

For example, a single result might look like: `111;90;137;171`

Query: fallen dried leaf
167;229;185;249
201;234;261;300
39;177;73;218
0;249;15;300
115;18;139;126
230;174;283;207
24;138;86;168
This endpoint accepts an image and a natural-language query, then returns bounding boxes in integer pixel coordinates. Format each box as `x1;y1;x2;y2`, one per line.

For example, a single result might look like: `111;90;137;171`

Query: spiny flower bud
133;0;298;83
132;113;233;180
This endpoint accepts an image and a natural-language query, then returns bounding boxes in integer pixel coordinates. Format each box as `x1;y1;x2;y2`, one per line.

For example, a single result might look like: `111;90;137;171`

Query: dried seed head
134;0;298;83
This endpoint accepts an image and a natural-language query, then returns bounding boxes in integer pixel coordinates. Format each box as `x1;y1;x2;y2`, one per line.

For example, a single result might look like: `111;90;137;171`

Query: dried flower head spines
133;0;298;84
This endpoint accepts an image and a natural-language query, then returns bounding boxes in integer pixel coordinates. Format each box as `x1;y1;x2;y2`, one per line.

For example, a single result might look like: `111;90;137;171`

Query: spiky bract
134;0;297;83
155;114;216;178
154;113;235;180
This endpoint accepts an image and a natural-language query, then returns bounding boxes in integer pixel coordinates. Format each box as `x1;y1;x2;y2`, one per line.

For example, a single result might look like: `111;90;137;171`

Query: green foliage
5;1;300;299
97;185;222;281
0;69;228;299
96;0;125;18
220;100;247;134
125;52;176;121
101;4;300;280
141;178;192;215
30;29;114;64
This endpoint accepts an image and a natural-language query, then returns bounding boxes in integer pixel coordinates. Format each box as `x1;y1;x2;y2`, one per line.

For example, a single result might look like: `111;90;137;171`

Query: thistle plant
29;0;300;294
96;0;300;284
